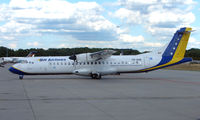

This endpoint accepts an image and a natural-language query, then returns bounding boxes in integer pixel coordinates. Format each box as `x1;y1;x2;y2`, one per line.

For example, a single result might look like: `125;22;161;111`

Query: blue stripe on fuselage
9;67;25;75
141;57;192;72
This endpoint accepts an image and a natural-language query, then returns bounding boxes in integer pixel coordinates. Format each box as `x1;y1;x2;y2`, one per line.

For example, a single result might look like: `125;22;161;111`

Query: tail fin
162;27;192;60
140;27;192;72
27;51;37;57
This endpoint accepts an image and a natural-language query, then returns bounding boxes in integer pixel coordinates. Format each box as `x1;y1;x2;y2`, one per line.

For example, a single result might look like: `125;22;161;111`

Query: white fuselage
11;53;161;76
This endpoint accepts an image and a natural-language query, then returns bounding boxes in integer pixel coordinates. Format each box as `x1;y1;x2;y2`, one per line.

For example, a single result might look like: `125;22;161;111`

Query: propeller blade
69;55;76;61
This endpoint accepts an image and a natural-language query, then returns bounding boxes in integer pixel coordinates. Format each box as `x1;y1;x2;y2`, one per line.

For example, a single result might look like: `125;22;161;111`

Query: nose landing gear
19;75;24;80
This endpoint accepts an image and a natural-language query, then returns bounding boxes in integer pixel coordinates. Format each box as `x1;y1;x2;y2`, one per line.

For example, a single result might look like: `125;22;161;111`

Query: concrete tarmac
0;64;200;120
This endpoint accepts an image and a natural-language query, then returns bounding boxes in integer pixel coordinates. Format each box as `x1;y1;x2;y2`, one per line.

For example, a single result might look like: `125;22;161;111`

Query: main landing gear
91;73;102;79
19;75;24;80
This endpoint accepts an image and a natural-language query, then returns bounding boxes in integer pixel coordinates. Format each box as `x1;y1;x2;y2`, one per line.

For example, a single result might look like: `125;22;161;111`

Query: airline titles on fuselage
38;58;67;62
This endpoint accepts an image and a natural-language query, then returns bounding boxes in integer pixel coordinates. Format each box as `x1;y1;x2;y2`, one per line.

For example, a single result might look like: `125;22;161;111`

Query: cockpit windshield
18;60;28;64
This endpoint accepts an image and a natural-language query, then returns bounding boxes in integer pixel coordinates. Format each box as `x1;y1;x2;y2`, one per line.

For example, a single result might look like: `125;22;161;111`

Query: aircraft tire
91;74;101;79
91;74;97;79
19;75;24;80
96;74;101;79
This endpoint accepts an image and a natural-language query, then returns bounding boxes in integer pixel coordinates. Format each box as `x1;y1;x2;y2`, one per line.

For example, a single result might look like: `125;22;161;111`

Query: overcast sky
0;0;200;51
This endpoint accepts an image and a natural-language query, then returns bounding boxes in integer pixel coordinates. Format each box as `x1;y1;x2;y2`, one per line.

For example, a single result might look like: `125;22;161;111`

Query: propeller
69;48;77;67
69;54;77;61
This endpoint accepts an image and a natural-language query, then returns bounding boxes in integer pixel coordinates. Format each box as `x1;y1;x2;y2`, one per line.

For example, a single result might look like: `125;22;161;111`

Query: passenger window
87;62;89;65
91;62;93;65
95;62;97;64
132;59;135;64
57;63;59;65
61;62;63;65
102;61;104;64
136;59;142;64
98;61;101;64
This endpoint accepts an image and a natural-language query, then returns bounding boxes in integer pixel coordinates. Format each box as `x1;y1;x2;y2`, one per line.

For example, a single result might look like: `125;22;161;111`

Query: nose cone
9;65;24;75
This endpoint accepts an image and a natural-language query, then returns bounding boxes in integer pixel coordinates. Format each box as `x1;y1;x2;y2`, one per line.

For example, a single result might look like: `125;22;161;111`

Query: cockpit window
18;60;28;64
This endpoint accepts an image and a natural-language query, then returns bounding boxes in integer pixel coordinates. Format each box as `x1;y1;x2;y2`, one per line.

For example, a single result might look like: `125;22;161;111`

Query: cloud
27;41;41;47
114;8;143;24
0;36;15;40
8;43;17;49
119;34;144;42
0;0;198;51
144;42;162;47
114;0;196;37
58;44;68;48
187;37;200;48
119;34;162;49
0;20;34;34
0;0;120;43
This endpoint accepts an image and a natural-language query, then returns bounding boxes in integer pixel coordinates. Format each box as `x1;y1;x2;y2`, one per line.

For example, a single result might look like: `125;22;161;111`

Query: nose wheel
19;75;24;80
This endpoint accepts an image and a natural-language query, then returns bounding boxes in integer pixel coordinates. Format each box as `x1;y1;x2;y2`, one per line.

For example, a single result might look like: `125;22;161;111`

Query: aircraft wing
90;50;116;60
70;50;116;62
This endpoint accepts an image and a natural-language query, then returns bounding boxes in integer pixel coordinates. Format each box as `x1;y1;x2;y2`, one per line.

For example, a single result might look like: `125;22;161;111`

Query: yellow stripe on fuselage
140;27;192;72
173;27;191;58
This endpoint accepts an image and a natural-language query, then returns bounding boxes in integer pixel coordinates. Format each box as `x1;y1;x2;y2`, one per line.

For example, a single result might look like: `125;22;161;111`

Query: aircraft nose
9;65;24;75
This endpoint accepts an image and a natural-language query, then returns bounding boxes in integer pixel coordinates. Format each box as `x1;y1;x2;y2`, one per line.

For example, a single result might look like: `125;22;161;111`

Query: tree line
0;46;200;60
0;46;140;57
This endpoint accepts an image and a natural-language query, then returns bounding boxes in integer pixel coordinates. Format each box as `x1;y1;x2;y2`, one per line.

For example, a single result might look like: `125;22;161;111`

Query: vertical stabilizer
162;27;192;59
141;27;192;72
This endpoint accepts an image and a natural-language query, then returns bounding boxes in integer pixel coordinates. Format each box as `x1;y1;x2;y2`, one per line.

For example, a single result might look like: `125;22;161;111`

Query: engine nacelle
73;69;91;76
73;68;119;76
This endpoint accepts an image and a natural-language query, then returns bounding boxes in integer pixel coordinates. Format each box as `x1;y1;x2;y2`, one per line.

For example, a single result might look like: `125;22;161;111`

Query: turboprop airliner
9;27;193;79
